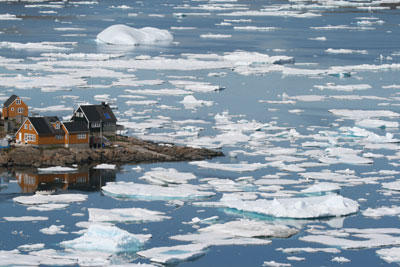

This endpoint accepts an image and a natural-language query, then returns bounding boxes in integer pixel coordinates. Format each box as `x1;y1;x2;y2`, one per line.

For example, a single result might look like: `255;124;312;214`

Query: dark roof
78;104;117;122
29;116;64;135
63;121;89;133
3;95;18;107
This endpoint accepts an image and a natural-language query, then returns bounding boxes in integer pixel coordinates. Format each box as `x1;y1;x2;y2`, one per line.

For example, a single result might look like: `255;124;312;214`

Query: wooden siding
16;120;39;145
62;125;89;146
2;97;28;119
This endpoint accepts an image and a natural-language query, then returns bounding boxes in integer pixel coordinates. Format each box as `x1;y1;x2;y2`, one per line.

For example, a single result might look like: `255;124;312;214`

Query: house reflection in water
16;167;116;193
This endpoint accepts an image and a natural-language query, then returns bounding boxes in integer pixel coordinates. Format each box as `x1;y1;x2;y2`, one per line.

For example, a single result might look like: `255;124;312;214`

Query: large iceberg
61;224;151;253
97;24;173;45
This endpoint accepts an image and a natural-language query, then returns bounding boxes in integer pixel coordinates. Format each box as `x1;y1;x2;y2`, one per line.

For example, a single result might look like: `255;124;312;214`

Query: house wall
3;98;28;120
62;125;89;148
17;120;39;145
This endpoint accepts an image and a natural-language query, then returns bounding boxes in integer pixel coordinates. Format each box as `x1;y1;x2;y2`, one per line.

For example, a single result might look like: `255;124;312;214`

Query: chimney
101;102;106;106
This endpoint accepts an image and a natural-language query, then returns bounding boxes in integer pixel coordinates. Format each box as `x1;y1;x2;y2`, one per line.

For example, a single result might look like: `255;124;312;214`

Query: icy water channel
1;0;400;266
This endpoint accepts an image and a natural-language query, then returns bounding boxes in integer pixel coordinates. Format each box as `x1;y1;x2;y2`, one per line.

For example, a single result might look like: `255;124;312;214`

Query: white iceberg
61;224;151;253
97;24;173;45
102;181;215;200
362;206;400;218
88;207;170;223
217;194;359;219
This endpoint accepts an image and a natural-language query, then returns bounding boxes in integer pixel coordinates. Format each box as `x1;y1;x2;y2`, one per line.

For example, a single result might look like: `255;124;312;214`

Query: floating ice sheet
190;161;267;172
3;216;48;221
102;181;215;200
14;193;87;205
137;243;207;264
139;167;196;185
88;207;170;223
376;247;400;264
215;193;359;219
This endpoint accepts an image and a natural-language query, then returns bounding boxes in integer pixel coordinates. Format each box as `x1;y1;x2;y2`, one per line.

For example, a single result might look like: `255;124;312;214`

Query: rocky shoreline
0;136;223;168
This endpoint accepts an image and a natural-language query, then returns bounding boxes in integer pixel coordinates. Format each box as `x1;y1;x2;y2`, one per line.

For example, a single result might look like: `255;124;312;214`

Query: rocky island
0;135;223;168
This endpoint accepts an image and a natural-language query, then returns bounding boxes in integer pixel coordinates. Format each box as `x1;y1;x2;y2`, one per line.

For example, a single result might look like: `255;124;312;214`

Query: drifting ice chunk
382;180;400;191
137;244;207;264
14;193;87;205
40;225;68;235
199;219;298;238
88;207;170;223
97;24;173;45
376;247;400;264
139;167;196;185
102;181;215;200
4;216;48;221
301;183;341;194
218;194;359;219
190;161;267;172
356;119;399;129
61;224;150;253
180;95;213;109
362;206;400;218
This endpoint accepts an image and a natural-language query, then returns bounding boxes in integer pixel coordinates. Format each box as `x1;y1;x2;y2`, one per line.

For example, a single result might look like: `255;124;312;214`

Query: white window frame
54;123;60;129
24;124;28;130
29;124;32;130
55;135;63;140
17;107;23;114
24;133;36;142
77;133;86;140
92;122;101;128
16;99;21;105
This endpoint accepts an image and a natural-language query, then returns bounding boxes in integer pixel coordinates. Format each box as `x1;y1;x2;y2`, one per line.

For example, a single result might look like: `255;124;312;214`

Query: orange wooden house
2;95;29;123
16;116;89;148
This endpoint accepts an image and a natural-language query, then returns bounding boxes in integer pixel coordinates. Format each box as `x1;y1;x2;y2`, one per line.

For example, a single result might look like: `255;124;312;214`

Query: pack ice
97;24;173;45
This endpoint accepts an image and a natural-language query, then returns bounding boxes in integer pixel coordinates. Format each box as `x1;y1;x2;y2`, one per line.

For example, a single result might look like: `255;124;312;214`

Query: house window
29;124;32;130
54;123;60;129
55;135;63;140
77;133;86;139
16;99;21;105
92;122;101;128
17;107;23;114
24;124;28;130
11;107;14;112
24;133;36;142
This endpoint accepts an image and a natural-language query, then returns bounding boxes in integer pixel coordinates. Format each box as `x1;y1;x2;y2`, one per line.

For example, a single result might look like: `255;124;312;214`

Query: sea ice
97;24;173;45
102;181;215;200
88;207;170;223
362;206;400;218
301;183;341;194
189;161;267;172
216;194;359;219
331;256;350;262
40;225;68;235
137;244;207;264
180;95;213;109
14;193;87;205
61;224;151;253
139;167;196;185
376;247;400;264
382;180;400;191
263;261;291;267
4;216;48;221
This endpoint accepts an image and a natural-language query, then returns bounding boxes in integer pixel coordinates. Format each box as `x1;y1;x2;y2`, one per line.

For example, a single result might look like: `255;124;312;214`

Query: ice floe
102;181;215;200
203;193;359;219
40;225;68;235
190;161;267;172
137;243;207;265
180;95;213;109
14;193;87;205
61;224;151;253
376;247;400;264
4;216;48;221
139;167;196;185
88;207;171;223
362;206;400;218
97;24;173;45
